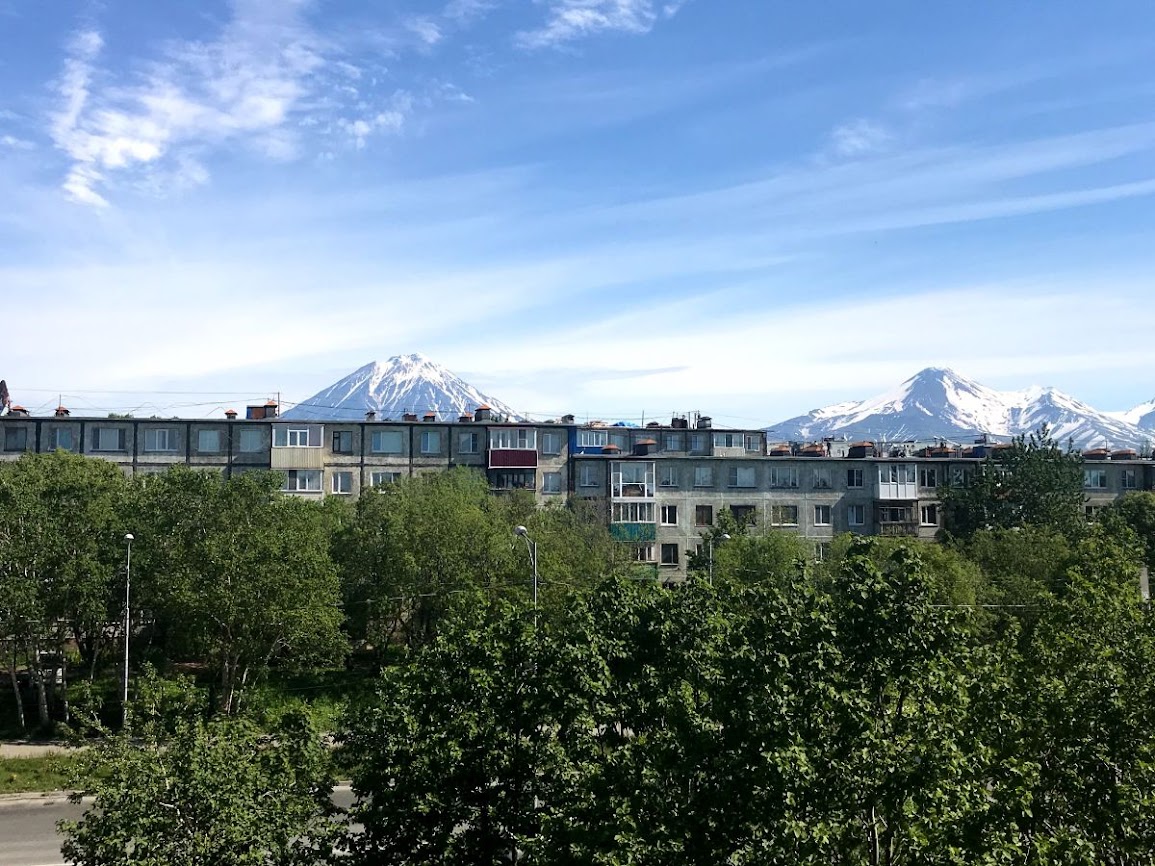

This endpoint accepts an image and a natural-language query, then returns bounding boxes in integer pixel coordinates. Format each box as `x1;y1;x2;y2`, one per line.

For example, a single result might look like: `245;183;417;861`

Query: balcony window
143;428;177;453
370;430;403;454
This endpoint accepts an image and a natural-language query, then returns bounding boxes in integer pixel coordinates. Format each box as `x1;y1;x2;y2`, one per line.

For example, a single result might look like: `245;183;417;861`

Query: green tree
0;451;132;727
1104;491;1155;569
939;427;1085;542
134;468;344;713
60;671;338;866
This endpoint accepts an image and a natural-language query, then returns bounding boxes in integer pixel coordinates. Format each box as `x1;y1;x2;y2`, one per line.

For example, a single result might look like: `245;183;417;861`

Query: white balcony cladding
876;462;918;500
270;423;324;469
488;427;538;470
611;461;655;499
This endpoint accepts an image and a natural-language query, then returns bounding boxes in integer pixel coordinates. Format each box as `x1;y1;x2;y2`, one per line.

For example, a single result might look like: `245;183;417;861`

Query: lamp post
707;533;730;586
122;533;133;729
514;525;539;628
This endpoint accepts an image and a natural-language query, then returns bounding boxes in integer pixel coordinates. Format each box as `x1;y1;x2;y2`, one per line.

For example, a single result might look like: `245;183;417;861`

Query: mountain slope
771;368;1150;449
283;354;520;421
1111;398;1155;431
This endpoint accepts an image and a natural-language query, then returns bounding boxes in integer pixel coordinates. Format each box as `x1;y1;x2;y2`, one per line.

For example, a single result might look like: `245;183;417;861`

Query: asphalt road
0;787;356;866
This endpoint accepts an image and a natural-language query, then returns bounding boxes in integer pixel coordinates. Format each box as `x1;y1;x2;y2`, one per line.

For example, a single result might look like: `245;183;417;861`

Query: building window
660;504;678;525
1086;505;1102;521
331;430;354;454
920;504;939;526
142;428;176;452
633;544;656;563
197;430;222;453
4;427;28;452
919;467;938;488
768;467;799;488
713;432;742;448
659;464;678;487
731;504;756;526
613;502;655;522
690;433;708;453
693;466;713;487
332;471;353;494
274;426;320;447
812;469;831;489
490;428;536;450
664;432;684;452
878;505;913;524
93;427;126;452
769;505;798;526
660;543;679;566
579;430;607;448
814;504;832;526
847;504;865;526
238;428;263;453
542;471;562;494
52;428;74;451
491;469;535;490
458;431;480;454
541;432;562;455
744;434;761;453
419;430;442;455
950;466;970;487
1122;468;1138;490
847;468;864;489
1084;469;1108;490
814;542;831;562
283;470;321;492
370;430;403;454
879;464;917;484
728;466;756;488
695;504;713;526
609;432;629;452
579;464;598;487
370;470;402;486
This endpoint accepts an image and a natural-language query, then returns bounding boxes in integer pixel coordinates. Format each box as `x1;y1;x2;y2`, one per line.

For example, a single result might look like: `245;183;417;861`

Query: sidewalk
0;742;76;759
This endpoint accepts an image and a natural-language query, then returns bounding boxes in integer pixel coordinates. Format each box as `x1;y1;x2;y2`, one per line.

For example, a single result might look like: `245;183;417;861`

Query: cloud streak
517;0;682;49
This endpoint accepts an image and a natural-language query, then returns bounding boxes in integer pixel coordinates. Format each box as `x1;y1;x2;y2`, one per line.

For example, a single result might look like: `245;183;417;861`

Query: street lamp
122;533;133;729
707;533;730;586
514;525;539;628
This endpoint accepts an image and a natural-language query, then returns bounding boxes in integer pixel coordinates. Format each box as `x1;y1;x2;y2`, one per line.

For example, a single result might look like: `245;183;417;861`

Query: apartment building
0;405;1148;580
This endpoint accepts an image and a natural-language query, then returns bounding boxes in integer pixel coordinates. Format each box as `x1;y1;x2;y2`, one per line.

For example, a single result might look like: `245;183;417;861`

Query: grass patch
0;753;78;795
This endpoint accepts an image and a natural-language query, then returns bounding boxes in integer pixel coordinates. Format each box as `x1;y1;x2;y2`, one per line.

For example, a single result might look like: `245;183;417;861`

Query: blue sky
2;0;1154;425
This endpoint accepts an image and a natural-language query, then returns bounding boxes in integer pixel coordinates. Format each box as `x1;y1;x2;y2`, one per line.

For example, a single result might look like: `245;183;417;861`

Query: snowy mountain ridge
771;368;1153;450
282;354;520;422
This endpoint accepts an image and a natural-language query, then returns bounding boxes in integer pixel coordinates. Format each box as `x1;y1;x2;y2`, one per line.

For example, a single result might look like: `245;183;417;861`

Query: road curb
0;790;78;807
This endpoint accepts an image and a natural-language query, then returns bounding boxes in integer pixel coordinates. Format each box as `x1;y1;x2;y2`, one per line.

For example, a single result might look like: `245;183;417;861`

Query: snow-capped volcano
282;354;520;421
771;368;1151;449
1111;398;1155;431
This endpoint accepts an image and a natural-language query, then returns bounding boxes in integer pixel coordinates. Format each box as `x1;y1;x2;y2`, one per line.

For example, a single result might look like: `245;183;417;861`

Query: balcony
488;449;538;470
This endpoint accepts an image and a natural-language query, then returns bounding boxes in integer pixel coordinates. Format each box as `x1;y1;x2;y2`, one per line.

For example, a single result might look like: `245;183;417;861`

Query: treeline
0;451;620;728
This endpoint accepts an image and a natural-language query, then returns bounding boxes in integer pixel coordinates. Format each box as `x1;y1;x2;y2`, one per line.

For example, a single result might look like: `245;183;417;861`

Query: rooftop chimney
224;409;238;420
365;410;377;422
54;406;70;417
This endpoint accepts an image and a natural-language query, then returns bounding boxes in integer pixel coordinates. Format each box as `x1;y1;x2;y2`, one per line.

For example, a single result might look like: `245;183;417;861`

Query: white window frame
541;431;562;455
274;426;321;448
1122;468;1138;490
489;428;537;450
693;466;713;488
542;471;562;494
284;469;321;492
633;543;657;563
814;504;832;526
578;464;598;487
332;471;354;494
1084;469;1108;490
659;464;678;487
920;504;939;526
660;504;678;525
370;470;402;487
579;430;607;448
847;468;864;489
612;502;655;523
660;543;679;566
93;426;126;452
919;467;938;489
664;432;684;452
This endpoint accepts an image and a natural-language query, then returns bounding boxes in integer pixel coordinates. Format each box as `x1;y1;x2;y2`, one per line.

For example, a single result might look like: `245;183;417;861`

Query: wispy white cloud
829;118;892;158
1;134;34;150
47;1;415;207
517;0;681;49
405;16;444;47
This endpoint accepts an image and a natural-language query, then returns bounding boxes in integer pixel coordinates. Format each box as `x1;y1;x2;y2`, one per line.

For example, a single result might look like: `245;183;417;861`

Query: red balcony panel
488;449;538;469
